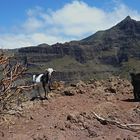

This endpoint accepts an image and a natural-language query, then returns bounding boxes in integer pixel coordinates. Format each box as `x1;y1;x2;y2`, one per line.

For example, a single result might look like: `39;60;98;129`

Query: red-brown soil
0;77;140;140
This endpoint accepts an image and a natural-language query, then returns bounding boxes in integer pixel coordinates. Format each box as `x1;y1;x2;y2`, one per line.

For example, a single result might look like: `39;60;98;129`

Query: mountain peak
115;15;139;32
124;16;132;21
119;16;134;24
81;16;140;43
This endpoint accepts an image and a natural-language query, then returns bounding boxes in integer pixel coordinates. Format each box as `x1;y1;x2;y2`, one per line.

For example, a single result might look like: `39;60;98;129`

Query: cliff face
17;43;87;63
13;16;140;81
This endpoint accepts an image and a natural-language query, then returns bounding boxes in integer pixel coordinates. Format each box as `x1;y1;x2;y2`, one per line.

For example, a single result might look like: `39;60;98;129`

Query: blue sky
0;0;140;49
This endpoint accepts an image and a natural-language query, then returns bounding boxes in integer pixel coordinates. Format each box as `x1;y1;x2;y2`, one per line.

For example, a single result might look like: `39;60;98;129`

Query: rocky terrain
1;16;140;140
0;77;140;140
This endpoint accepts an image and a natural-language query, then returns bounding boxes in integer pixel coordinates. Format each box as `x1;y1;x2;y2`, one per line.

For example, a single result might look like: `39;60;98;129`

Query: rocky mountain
12;16;140;82
81;16;140;64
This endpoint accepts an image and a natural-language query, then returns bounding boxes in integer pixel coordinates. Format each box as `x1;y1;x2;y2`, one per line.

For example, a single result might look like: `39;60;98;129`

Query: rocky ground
0;77;140;140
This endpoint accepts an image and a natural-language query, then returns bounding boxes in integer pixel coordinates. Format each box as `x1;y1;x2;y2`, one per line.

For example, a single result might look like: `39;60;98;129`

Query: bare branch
92;112;140;132
0;53;30;115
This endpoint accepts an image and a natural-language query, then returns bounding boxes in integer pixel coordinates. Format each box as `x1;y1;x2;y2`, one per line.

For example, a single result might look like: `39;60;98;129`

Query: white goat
33;68;55;99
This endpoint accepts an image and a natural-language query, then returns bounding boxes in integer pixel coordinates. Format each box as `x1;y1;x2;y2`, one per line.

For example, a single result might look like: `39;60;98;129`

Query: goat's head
45;68;56;76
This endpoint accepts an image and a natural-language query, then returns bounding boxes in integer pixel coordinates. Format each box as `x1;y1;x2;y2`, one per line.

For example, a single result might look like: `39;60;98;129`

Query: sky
0;0;140;49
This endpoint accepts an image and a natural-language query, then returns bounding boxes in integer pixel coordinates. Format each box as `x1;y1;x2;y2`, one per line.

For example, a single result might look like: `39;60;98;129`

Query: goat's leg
48;80;52;91
42;82;48;99
37;85;42;99
48;75;53;91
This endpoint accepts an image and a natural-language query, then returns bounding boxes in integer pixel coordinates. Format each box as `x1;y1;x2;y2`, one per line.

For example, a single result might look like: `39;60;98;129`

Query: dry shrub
0;51;31;115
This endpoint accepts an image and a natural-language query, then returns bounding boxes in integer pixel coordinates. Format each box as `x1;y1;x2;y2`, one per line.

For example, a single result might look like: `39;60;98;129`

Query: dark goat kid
33;68;55;99
130;73;140;101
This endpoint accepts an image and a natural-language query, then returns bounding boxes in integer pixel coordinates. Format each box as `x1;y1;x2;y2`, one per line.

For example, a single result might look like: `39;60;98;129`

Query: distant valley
9;16;140;82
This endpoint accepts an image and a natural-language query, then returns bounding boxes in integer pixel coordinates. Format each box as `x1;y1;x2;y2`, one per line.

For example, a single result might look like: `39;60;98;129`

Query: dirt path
0;78;140;140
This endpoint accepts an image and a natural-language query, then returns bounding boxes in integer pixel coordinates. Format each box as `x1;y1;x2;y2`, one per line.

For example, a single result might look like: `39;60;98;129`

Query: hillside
11;16;140;82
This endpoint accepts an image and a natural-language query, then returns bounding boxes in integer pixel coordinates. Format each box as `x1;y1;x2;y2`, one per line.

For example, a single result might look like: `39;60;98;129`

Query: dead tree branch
0;52;32;115
92;112;140;132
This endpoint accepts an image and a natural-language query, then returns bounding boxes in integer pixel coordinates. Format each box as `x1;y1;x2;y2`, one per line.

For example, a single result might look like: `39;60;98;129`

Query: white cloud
0;33;69;49
1;0;140;49
22;17;44;33
0;34;34;49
